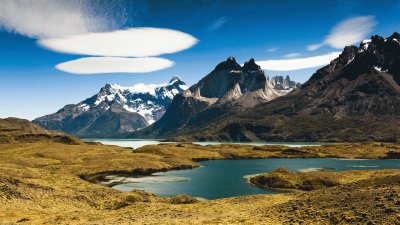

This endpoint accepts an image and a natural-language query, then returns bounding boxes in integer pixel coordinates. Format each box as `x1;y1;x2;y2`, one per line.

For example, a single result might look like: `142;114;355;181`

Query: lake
87;138;324;149
111;158;400;200
89;139;400;200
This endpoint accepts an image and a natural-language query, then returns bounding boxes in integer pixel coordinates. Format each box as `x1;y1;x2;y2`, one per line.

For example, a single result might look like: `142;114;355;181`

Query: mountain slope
33;76;188;138
129;58;300;138
170;32;400;142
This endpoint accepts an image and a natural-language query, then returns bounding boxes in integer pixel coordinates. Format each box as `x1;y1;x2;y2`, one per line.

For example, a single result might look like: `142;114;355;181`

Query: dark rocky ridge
165;33;400;142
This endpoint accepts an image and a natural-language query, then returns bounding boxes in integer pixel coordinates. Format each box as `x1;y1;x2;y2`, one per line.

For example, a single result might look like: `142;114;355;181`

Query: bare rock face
130;57;298;138
269;75;301;91
33;77;188;138
175;33;400;142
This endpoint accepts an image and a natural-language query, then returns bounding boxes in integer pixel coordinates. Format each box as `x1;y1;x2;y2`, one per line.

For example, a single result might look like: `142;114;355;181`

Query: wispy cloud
39;28;198;57
266;48;278;52
208;16;230;31
307;16;377;51
283;53;302;58
56;57;174;74
306;43;324;51
0;0;107;38
257;52;341;71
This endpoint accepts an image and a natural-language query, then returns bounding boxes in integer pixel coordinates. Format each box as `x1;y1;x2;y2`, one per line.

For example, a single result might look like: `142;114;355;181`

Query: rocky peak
353;33;400;81
214;57;242;71
242;58;261;72
190;57;267;98
389;32;400;39
269;75;301;90
99;83;116;93
169;75;183;84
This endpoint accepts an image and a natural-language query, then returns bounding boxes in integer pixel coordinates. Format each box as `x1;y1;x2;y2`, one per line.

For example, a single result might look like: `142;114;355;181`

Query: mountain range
34;32;400;142
34;71;300;138
132;32;400;142
33;76;188;137
129;57;300;139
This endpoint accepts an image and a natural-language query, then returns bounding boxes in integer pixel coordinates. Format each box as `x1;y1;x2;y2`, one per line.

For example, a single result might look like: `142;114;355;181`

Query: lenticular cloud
38;28;198;57
0;1;198;75
257;52;341;71
55;57;175;74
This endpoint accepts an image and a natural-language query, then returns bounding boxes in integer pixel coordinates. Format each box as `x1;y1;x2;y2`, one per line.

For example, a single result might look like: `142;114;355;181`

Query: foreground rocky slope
33;76;188;138
170;33;400;142
129;58;299;138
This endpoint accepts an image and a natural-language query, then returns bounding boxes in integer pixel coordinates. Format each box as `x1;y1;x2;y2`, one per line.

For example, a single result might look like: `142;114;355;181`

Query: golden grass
0;141;399;224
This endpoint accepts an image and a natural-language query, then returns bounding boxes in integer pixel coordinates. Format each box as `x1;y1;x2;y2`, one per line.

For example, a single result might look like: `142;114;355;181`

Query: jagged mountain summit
167;32;400;142
269;75;301;91
33;76;188;138
129;57;300;138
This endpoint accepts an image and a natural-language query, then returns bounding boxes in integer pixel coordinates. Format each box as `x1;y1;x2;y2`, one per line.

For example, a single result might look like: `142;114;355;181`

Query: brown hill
0;117;80;144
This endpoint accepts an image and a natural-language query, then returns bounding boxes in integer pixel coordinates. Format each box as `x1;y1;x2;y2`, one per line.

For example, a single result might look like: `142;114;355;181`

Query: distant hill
0;117;80;144
166;32;400;142
128;57;300;139
33;76;188;138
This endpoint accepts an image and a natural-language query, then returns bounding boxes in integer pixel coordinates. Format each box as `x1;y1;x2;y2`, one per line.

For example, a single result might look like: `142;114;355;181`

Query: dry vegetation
249;168;400;191
0;118;400;224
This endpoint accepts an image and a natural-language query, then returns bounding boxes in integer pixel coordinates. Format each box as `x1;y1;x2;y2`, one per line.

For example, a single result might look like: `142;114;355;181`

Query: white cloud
208;16;230;31
283;53;302;58
0;0;107;38
257;52;341;71
306;43;324;51
266;48;278;52
38;28;198;57
55;57;174;74
307;16;376;51
325;16;376;48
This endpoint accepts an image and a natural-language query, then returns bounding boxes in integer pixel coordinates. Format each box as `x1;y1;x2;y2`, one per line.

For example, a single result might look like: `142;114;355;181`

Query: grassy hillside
0;117;80;144
1;118;399;224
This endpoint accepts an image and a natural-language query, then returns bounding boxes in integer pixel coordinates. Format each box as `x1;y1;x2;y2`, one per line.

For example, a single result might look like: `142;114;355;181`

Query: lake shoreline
2;139;400;224
84;142;400;197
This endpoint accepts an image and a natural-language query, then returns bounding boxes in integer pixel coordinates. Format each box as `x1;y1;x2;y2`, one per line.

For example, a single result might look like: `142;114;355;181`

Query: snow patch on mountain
79;76;187;125
33;76;188;138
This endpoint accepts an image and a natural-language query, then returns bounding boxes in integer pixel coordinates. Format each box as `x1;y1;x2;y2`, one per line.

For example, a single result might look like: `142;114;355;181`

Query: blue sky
0;0;399;119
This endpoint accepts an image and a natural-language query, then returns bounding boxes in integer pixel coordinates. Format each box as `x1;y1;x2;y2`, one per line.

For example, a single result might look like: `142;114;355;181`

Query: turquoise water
86;139;323;149
112;158;400;200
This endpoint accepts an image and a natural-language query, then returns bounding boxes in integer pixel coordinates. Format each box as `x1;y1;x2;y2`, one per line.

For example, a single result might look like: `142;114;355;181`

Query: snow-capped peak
82;76;188;125
98;76;187;97
359;39;371;52
169;75;183;84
